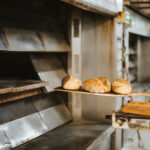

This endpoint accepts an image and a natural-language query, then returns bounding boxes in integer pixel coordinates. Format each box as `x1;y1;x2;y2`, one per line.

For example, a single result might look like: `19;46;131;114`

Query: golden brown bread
82;77;111;93
98;77;111;93
111;78;132;94
82;78;102;93
62;75;81;90
121;102;150;116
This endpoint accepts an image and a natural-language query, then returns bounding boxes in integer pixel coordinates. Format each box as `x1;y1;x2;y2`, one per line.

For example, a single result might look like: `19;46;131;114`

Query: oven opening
0;53;39;80
129;33;150;83
0;0;69;95
0;52;49;102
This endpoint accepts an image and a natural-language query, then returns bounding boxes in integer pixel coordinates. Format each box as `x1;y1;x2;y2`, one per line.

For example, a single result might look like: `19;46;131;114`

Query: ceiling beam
138;6;150;8
124;0;150;19
130;0;150;3
129;3;150;8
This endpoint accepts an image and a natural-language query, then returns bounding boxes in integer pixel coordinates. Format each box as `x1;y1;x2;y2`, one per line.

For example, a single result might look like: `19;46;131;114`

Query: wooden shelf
0;86;12;94
55;88;150;97
0;80;48;95
0;80;48;104
0;88;43;104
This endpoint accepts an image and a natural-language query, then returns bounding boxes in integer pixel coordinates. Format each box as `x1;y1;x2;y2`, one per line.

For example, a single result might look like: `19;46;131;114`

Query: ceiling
124;0;150;19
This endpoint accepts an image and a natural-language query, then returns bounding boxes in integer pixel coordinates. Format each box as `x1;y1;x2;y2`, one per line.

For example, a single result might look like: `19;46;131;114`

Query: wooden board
11;80;48;92
0;86;12;95
0;89;43;104
0;80;48;95
55;88;150;97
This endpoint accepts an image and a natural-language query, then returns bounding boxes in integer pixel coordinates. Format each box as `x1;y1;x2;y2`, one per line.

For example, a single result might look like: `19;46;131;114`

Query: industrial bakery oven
0;0;123;150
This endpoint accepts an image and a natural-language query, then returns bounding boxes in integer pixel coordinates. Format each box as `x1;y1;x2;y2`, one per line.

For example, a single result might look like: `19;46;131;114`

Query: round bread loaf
62;75;81;90
82;79;102;93
82;77;111;93
111;78;132;94
98;77;111;93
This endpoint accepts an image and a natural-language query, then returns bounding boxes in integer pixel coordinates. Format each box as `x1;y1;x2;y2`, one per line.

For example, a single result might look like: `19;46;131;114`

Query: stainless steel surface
39;31;69;52
31;55;67;92
32;93;62;112
81;12;122;123
61;0;123;15
2;113;48;148
3;28;43;51
87;126;114;150
69;9;82;121
0;28;69;52
39;104;72;130
123;129;150;150
14;124;112;150
0;104;72;149
0;126;10;150
38;70;66;91
0;96;37;125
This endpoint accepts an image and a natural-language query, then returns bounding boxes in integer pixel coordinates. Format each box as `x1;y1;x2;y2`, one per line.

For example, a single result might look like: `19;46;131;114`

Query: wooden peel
55;88;150;97
121;102;150;116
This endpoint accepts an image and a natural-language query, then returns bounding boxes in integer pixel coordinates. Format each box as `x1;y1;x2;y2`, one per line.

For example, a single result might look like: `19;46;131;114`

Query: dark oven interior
0;0;69;33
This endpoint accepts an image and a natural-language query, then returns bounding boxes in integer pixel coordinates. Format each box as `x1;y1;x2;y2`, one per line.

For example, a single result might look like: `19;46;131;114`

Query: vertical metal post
68;8;82;121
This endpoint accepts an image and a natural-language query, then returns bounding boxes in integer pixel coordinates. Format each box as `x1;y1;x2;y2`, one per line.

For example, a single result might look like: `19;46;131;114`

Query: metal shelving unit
129;33;138;83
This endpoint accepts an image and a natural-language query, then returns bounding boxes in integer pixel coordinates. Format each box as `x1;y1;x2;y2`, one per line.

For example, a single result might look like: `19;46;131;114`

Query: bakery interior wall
80;11;122;123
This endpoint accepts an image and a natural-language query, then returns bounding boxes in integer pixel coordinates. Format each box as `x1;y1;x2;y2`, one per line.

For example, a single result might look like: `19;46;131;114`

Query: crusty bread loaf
121;102;150;116
111;78;132;94
82;78;102;93
82;77;111;93
62;75;81;90
98;77;111;93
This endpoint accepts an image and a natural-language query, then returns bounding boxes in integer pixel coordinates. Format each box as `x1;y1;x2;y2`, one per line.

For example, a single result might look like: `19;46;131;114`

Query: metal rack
129;33;138;83
112;111;150;130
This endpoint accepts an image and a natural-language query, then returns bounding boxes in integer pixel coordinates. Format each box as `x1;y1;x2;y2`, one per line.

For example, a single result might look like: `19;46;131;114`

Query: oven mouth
0;53;39;80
